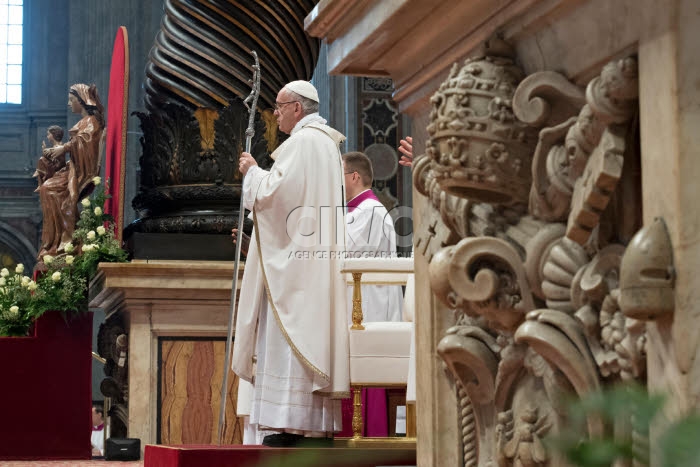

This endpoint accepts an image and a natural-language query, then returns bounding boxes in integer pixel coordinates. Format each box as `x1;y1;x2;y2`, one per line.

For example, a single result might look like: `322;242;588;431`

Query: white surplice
345;192;403;323
232;113;349;441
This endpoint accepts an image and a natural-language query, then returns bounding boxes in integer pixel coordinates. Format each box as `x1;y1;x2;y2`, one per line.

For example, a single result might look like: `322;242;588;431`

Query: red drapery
104;26;129;242
0;311;93;460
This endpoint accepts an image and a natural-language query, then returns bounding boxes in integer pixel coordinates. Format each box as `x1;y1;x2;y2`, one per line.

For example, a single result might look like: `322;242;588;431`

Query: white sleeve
242;165;267;211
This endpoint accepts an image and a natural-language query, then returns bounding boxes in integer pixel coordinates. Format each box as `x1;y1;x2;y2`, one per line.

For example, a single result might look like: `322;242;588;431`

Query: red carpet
145;445;416;467
0;462;142;466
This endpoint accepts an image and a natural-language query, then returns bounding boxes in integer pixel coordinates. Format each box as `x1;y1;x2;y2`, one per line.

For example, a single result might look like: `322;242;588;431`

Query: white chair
342;257;415;440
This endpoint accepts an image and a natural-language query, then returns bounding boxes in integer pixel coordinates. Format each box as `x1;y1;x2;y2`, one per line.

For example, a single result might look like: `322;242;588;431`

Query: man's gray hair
287;90;319;115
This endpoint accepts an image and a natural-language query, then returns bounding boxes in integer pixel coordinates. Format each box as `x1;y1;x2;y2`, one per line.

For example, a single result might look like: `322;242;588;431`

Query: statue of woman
38;84;104;259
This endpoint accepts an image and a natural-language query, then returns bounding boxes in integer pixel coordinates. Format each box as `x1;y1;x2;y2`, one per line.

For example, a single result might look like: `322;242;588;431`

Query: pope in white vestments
231;81;349;446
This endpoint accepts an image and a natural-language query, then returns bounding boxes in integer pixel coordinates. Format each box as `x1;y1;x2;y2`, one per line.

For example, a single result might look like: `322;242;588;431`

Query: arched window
0;0;22;104
0;221;36;270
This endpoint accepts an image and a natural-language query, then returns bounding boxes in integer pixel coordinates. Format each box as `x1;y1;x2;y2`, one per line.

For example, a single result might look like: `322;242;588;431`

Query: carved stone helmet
619;217;675;320
426;41;537;206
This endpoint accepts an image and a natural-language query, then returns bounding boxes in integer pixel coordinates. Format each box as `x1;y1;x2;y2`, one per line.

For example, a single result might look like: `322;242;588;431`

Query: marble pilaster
307;1;700;465
89;260;244;448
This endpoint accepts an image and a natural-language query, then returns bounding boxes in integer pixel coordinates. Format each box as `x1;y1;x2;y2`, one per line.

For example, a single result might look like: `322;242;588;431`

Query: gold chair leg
406;402;416;438
351;272;365;330
352;386;363;439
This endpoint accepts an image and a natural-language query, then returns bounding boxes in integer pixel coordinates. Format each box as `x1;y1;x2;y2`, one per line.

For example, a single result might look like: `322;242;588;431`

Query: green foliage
70;181;128;279
549;382;700;467
0;178;128;337
658;414;700;467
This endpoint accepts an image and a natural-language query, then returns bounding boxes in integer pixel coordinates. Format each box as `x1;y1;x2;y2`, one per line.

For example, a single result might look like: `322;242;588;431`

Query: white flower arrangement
1;178;128;336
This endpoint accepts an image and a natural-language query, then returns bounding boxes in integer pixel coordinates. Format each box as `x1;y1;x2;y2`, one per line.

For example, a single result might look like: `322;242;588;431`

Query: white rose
9;305;19;315
27;281;37;291
15;264;24;274
0;278;5;286
94;207;103;216
51;271;61;282
43;255;54;265
64;243;74;253
81;198;91;207
96;226;106;236
20;276;30;286
65;255;75;265
92;176;101;186
87;231;96;240
0;268;8;277
82;244;94;252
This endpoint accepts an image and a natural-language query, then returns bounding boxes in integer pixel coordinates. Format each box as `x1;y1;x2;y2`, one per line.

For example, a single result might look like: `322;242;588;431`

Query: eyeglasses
274;100;298;110
344;171;357;175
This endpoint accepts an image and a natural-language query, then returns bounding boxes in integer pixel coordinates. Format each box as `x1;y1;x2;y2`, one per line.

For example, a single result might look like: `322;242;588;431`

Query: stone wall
307;0;700;465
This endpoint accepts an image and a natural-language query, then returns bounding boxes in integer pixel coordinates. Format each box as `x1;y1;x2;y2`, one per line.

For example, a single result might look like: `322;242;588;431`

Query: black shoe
262;432;304;447
297;436;334;448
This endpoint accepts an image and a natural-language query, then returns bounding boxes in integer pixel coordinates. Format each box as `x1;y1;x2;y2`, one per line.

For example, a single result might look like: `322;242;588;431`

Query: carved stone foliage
417;46;653;466
134;98;270;192
134;102;200;190
128;98;275;238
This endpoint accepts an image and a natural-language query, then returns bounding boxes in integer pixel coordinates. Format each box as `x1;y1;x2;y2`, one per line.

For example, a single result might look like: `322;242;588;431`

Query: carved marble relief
415;37;661;465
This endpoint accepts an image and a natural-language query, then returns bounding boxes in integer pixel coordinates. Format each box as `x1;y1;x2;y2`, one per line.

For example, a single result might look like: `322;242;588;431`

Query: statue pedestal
89;260;245;449
0;311;93;460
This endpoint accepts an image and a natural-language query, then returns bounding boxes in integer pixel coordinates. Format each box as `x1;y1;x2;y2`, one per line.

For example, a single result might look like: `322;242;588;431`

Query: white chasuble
232;113;349;437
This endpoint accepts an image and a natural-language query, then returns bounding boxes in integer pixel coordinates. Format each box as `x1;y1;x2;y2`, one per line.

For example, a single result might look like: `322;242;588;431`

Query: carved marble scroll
515;57;639;228
430;236;534;333
417;46;648;466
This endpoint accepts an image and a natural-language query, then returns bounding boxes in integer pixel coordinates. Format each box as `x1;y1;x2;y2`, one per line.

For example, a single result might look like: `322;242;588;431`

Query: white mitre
284;80;319;103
